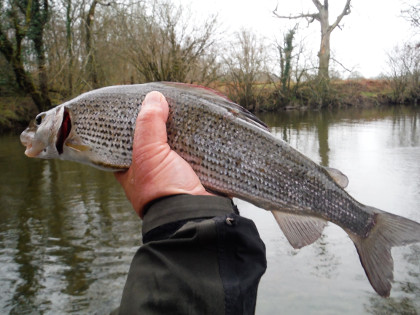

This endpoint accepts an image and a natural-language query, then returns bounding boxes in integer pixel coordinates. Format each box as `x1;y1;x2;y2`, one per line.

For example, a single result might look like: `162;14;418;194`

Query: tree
28;0;51;109
401;1;420;31
84;0;111;89
64;0;74;95
273;0;351;81
223;29;267;111
0;0;52;111
270;26;311;108
122;0;220;83
387;43;420;104
277;27;296;97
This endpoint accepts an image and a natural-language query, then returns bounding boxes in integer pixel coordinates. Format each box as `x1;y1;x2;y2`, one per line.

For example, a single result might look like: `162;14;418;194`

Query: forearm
119;195;267;315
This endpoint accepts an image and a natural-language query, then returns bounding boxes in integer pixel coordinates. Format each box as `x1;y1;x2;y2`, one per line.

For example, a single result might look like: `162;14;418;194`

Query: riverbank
327;79;395;108
0;96;38;134
0;79;410;134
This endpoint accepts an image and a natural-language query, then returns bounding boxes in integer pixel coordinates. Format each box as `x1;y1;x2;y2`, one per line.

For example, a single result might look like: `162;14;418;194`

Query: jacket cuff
142;194;235;236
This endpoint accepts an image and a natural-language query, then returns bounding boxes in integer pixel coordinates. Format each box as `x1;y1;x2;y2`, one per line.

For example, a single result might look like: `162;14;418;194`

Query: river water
1;106;419;314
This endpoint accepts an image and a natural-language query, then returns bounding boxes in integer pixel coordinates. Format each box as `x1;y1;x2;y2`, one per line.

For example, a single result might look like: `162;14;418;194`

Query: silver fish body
21;82;420;297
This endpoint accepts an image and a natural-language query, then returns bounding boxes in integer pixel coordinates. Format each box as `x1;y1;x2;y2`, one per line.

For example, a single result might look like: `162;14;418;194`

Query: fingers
133;91;169;151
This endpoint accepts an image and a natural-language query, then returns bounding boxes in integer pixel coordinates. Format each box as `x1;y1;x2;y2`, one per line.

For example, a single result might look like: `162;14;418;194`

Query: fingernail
144;91;163;106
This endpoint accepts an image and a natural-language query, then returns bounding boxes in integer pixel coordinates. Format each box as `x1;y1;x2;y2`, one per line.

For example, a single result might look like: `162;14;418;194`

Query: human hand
115;91;213;218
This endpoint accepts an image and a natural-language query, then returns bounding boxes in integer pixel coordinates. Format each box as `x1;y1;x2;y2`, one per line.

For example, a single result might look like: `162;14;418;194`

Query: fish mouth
20;128;44;157
24;144;44;157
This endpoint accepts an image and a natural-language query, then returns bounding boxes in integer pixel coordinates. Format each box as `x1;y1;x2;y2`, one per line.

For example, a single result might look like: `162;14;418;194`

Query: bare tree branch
330;57;352;73
273;5;319;22
329;0;351;32
312;0;323;12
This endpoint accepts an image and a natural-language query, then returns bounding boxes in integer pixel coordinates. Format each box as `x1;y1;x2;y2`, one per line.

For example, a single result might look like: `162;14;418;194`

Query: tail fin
348;207;420;297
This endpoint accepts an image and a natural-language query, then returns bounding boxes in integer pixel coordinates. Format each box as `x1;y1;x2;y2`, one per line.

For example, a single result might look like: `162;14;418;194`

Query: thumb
134;91;169;152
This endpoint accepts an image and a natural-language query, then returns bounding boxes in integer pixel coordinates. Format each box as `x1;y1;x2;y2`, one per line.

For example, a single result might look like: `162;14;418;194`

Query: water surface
0;106;419;314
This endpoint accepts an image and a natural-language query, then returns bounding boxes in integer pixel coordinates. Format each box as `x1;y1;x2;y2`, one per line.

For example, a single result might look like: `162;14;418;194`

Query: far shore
1;79;416;134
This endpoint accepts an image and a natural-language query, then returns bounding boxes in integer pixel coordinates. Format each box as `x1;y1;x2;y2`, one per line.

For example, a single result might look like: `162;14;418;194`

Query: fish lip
24;143;44;157
20;132;44;157
20;118;51;157
20;128;34;151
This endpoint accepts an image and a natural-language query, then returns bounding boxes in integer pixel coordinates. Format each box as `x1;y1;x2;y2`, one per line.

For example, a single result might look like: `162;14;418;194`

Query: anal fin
271;211;328;249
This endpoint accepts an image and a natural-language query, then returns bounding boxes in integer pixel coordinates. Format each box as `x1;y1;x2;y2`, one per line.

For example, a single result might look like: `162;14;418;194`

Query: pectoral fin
65;141;90;152
272;211;327;249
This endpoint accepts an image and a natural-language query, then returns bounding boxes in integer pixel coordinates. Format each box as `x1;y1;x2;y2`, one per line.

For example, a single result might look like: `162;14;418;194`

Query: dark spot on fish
56;108;72;155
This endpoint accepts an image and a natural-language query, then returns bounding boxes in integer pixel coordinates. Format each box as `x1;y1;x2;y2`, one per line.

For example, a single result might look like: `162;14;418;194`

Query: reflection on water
0;106;419;314
0;138;140;314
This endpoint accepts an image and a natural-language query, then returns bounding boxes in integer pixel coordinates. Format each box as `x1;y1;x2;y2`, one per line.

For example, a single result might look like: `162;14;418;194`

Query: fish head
20;106;68;159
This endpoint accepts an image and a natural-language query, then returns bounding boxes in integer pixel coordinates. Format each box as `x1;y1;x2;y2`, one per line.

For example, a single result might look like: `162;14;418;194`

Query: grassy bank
0;79;409;134
329;79;394;107
218;79;398;111
0;96;38;134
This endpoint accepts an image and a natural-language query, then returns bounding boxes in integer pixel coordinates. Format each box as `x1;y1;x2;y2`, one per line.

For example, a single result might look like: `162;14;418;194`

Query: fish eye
36;114;44;125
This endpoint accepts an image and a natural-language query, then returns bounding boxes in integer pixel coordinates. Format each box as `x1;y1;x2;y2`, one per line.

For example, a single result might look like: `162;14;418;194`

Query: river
0;106;419;314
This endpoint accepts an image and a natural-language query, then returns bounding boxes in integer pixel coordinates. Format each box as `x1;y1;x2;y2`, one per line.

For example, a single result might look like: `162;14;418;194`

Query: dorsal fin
161;81;232;102
160;82;269;131
271;211;328;249
324;167;349;188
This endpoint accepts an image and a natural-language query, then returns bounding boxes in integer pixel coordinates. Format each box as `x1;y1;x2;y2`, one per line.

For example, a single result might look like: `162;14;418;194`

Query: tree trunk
34;40;52;111
9;44;45;111
318;5;331;81
31;0;52;111
85;0;99;89
0;2;50;112
66;0;73;96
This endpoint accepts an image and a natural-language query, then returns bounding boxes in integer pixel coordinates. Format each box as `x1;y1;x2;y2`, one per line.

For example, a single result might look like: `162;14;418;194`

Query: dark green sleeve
118;195;267;315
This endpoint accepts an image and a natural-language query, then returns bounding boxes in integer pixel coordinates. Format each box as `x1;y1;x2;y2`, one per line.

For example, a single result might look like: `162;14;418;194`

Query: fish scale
20;82;420;297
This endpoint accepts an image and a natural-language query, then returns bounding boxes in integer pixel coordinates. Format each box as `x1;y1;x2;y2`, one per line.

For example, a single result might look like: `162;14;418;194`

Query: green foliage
0;0;51;111
0;96;37;132
0;54;19;94
280;28;295;94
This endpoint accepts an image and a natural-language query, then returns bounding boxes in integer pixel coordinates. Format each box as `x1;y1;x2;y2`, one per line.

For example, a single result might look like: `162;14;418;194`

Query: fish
20;82;420;297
